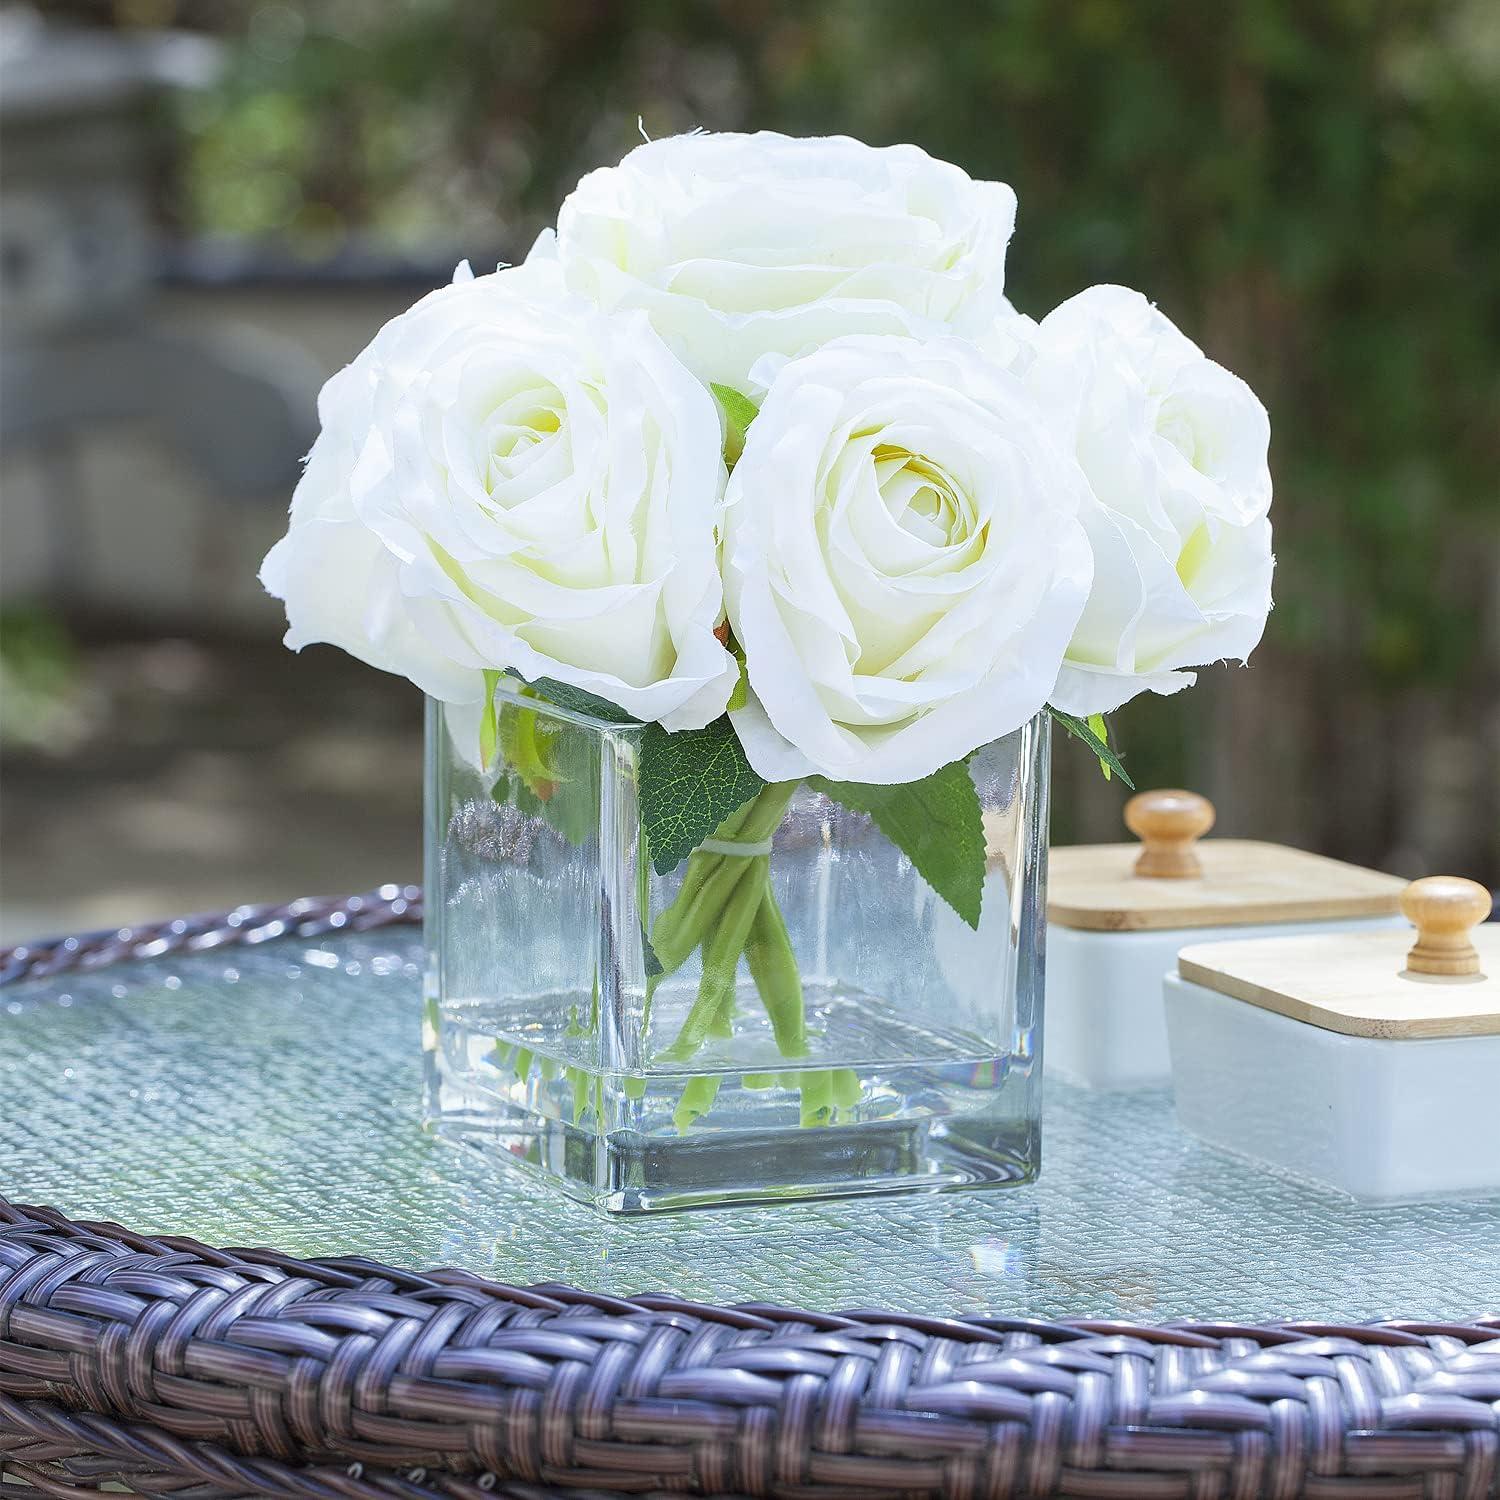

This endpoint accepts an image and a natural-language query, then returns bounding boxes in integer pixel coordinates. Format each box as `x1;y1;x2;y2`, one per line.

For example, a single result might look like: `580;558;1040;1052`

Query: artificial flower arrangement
263;131;1273;1170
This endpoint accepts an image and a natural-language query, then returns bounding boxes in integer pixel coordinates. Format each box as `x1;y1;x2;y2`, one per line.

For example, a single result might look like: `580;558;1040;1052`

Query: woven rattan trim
1;1200;1497;1497
0;885;422;986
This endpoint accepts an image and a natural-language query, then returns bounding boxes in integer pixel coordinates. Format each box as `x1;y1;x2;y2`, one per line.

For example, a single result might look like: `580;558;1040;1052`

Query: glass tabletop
4;928;1496;1320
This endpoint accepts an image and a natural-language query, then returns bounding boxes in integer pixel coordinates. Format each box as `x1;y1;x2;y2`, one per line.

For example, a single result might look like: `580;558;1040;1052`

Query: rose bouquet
263;131;1273;1159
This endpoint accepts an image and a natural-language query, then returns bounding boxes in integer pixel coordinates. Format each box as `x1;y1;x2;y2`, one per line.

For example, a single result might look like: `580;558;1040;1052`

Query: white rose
723;336;1094;784
1028;285;1275;716
257;271;488;708
260;261;737;730
545;130;1018;390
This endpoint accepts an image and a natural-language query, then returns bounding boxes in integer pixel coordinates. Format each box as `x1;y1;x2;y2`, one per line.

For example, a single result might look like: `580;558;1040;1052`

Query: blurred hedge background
3;0;1497;936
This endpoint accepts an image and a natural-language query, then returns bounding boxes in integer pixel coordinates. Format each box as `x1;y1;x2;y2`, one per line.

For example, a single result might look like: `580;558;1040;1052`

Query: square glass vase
423;680;1048;1213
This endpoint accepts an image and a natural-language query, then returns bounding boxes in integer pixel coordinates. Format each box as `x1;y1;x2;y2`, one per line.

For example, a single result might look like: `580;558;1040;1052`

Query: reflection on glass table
3;930;1496;1319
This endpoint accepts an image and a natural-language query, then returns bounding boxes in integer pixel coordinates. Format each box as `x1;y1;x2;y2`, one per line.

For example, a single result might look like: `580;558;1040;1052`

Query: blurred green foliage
0;611;85;752
123;0;1499;858
168;0;1497;687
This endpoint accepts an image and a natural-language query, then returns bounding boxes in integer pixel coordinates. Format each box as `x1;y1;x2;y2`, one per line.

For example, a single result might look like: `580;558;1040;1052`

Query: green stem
659;858;764;1061
673;1075;722;1133
733;784;799;851
744;875;806;1058
678;780;798;979
648;780;799;1013
648;799;757;970
651;782;816;1130
651;850;752;976
830;1069;861;1110
799;1069;834;1128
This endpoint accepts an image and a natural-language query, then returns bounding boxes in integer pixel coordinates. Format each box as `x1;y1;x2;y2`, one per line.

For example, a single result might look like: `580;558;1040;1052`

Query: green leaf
641;925;664;978
726;638;749;712
478;669;502;769
492;699;599;846
811;759;987;929
517;673;637;724
710;383;760;466
639;715;766;874
1047;707;1136;789
498;701;562;798
1087;712;1111;781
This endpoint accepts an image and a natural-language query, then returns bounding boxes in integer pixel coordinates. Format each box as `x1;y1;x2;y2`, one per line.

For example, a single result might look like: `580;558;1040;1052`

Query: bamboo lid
1049;789;1407;932
1178;878;1497;1040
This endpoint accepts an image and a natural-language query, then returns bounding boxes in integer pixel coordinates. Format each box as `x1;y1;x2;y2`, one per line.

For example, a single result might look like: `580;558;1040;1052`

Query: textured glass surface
4;929;1497;1318
424;686;1046;1211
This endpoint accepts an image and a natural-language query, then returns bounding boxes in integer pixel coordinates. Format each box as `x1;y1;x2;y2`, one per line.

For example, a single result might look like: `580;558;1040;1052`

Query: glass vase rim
482;678;1052;748
485;675;646;737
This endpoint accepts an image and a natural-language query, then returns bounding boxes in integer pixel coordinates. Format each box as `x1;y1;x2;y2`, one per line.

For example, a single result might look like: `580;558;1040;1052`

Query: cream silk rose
540;130;1018;390
260;261;737;730
1027;285;1276;716
723;336;1094;785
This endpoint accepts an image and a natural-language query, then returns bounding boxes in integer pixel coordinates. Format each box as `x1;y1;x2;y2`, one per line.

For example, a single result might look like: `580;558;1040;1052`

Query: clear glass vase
423;679;1048;1213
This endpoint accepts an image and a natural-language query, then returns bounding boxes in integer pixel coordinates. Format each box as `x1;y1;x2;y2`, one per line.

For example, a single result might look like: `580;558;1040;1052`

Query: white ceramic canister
1046;790;1407;1090
1166;877;1498;1201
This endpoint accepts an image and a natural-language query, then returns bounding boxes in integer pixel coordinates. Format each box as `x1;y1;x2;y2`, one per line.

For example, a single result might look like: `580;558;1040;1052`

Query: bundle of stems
649;783;805;1060
648;784;858;1130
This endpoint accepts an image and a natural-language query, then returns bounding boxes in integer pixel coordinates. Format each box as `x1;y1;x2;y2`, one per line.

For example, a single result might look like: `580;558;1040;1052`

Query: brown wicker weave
5;893;1500;1494
0;885;422;987
1;1200;1497;1498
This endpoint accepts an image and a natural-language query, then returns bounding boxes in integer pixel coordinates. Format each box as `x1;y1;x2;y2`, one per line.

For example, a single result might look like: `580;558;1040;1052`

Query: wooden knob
1400;877;1492;978
1125;789;1215;879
